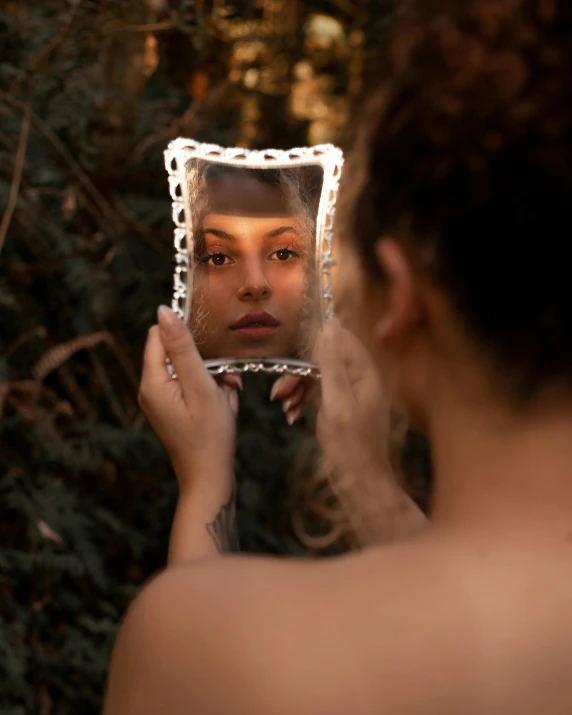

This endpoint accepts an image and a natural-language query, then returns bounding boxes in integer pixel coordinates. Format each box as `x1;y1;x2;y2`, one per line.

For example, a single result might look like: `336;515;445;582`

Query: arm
139;307;240;564
271;347;427;546
326;461;427;545
313;319;428;546
168;478;239;562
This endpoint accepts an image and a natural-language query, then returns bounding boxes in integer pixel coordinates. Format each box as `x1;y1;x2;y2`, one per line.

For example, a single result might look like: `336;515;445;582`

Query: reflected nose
237;261;272;302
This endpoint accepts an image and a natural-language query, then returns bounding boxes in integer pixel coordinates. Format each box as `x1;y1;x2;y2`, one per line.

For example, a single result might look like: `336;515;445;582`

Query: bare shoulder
104;544;484;715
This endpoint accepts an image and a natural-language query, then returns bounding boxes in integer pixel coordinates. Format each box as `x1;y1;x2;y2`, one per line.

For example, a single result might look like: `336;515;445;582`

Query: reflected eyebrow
201;226;301;241
264;226;301;239
201;228;235;241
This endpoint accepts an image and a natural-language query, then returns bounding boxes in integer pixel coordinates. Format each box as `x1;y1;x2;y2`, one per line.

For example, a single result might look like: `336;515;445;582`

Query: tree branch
0;102;31;254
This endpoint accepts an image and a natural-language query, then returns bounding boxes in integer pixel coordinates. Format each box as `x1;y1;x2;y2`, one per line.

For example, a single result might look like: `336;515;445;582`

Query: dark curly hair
342;0;572;403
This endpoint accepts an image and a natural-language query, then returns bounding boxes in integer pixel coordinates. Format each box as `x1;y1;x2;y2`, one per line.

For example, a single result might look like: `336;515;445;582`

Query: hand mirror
164;139;343;378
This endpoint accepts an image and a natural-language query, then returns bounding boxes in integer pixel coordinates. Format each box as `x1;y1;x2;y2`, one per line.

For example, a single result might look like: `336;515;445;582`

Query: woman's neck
429;389;572;545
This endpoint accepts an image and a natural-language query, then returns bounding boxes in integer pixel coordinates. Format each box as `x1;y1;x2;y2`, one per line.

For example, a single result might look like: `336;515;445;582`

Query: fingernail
157;305;185;337
270;378;282;401
283;398;292;413
286;411;297;426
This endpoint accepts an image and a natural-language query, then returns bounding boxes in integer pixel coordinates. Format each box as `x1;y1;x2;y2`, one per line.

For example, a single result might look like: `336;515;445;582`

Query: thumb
157;305;212;399
140;325;173;393
339;325;377;385
314;318;354;412
269;374;302;401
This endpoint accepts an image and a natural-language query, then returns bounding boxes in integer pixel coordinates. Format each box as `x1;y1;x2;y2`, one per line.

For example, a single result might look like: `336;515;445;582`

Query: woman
186;162;323;362
105;0;572;712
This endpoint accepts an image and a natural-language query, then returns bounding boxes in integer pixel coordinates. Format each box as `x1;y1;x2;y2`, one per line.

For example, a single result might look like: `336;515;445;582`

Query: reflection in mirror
164;140;343;377
185;161;323;362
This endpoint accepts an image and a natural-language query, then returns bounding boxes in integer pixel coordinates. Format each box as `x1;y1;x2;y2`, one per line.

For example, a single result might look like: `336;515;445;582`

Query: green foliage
0;2;430;713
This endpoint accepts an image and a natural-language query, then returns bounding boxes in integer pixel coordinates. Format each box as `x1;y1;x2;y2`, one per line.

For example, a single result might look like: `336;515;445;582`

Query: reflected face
188;170;317;360
193;214;309;358
190;171;313;358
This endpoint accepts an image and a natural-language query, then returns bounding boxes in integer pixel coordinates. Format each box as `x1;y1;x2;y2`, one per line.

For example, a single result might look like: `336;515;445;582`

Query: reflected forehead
206;172;300;217
202;213;305;237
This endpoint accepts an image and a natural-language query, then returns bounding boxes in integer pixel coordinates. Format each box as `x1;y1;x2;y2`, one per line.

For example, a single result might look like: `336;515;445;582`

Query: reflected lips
230;311;279;339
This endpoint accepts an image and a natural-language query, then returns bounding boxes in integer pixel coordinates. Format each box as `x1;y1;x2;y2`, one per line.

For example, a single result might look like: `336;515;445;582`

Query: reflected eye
270;248;300;262
201;252;232;267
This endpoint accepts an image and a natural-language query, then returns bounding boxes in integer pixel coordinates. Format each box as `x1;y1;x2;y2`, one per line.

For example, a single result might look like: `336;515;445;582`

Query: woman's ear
373;239;424;348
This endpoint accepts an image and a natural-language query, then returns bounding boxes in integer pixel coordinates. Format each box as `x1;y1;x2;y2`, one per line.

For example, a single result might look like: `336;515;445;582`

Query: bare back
105;532;572;715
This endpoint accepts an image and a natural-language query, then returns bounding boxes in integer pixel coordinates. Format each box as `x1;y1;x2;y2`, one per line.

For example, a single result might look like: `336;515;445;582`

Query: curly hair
341;0;572;403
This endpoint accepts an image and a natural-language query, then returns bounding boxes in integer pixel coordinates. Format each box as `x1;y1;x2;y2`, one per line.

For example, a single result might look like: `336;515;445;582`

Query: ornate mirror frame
164;138;344;377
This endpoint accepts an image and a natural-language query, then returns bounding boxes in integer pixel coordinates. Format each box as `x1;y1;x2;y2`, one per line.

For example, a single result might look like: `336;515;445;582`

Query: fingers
218;373;243;392
283;383;306;425
285;404;304;426
338;328;380;392
139;325;182;414
271;375;318;425
270;374;302;401
219;383;239;416
283;384;305;413
314;318;354;413
318;317;375;378
141;325;168;385
157;306;213;400
214;374;242;416
340;326;374;371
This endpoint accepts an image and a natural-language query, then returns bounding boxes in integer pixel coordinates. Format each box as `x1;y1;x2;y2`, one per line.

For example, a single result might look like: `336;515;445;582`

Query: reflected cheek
194;274;232;319
269;266;306;312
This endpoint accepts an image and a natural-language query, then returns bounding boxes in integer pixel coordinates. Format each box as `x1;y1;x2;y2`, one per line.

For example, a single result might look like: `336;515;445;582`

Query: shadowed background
0;2;429;713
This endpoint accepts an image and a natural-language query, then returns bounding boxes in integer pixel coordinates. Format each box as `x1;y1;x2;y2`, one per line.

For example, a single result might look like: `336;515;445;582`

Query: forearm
365;471;427;542
331;463;428;546
168;478;239;564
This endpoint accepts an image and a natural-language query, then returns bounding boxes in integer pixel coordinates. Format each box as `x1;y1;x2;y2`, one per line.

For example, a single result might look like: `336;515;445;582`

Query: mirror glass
165;140;343;376
185;161;323;363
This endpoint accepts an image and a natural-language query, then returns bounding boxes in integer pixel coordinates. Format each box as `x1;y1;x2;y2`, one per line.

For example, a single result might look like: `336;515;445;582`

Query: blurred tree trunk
98;1;155;166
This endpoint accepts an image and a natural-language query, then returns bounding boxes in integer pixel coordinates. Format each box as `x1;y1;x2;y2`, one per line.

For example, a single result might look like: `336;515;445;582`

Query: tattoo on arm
205;487;239;553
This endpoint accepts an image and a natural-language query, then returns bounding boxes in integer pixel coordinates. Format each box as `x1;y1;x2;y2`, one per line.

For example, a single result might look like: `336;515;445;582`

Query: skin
193;212;309;359
138;309;238;563
190;172;314;360
104;238;572;713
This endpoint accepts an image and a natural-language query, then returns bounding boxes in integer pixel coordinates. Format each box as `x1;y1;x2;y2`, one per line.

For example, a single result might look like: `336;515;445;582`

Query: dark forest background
0;2;429;713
